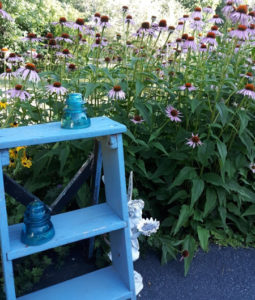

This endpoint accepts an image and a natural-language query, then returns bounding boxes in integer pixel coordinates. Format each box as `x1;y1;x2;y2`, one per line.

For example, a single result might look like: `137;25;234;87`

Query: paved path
134;245;255;300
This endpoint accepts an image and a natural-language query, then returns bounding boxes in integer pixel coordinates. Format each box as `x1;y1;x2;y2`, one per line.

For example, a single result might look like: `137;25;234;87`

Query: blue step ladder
0;117;136;300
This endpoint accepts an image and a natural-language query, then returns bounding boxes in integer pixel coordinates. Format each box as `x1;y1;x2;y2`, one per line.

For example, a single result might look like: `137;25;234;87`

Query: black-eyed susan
21;157;32;168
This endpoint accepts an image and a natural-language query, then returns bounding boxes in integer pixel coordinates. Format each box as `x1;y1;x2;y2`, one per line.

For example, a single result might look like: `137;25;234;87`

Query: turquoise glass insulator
61;93;91;129
21;200;55;246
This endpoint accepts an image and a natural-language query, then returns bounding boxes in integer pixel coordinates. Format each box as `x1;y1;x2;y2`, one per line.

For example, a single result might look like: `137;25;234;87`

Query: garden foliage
1;1;255;294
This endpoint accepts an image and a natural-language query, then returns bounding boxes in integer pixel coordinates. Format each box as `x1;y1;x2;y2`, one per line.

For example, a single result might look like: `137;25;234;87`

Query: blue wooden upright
0;117;136;300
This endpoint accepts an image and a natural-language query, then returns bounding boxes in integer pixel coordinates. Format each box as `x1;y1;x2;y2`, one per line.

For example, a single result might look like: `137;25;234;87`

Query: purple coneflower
67;63;77;72
240;72;253;79
6;53;23;64
79;38;87;45
0;68;17;79
56;49;73;58
176;21;184;31
46;82;67;96
22;33;42;43
186;133;203;148
125;15;135;25
130;115;144;124
179;14;189;22
7;85;31;100
85;26;95;36
126;41;134;48
190;17;204;31
139;22;153;35
70;18;86;31
248;11;255;23
0;2;13;21
191;7;202;19
122;5;128;13
168;26;175;34
234;44;241;53
180;250;189;262
199;43;208;52
202;32;218;46
179;82;197;91
52;17;70;27
211;25;222;36
184;36;197;51
165;105;182;122
230;5;249;25
248;24;255;36
222;1;235;16
48;39;60;49
209;14;224;24
237;84;255;99
100;15;111;28
158;19;168;32
45;32;54;40
16;63;40;83
108;85;125;100
92;12;101;24
91;38;107;48
229;25;249;41
34;53;44;61
56;33;73;44
203;6;214;14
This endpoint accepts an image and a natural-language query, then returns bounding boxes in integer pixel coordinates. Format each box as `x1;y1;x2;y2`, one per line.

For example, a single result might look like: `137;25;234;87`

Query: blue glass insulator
21;200;55;246
61;93;91;129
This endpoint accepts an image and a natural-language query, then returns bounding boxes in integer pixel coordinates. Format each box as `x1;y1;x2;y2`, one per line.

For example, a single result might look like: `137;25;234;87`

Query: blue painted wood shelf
0;117;136;300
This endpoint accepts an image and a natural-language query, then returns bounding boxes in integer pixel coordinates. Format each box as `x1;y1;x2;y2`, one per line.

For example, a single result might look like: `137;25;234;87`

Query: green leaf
216;140;227;166
190;99;200;114
137;159;147;176
136;80;145;97
183;235;197;276
84;83;99;98
59;145;70;174
197;226;210;252
218;207;227;229
216;102;229;125
148;126;163;143
160;238;177;264
168;190;188;205
203;173;223;187
203;188;217;217
242;205;255;217
174;205;192;235
151;141;168;155
191;179;204;208
238;110;249;135
170;166;197;189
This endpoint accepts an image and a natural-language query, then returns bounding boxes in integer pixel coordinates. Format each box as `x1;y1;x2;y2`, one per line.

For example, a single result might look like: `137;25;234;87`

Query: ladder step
8;203;126;260
17;266;132;300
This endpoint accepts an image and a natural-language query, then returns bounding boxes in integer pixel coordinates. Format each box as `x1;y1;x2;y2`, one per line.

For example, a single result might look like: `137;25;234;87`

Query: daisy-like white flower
69;18;86;32
211;25;222;36
202;32;218;46
186;133;203;148
209;14;224;24
190;17;204;31
22;33;42;43
191;7;202;19
137;218;160;236
237;84;255;99
179;82;197;91
179;14;189;22
176;21;184;31
222;1;235;16
92;12;101;24
108;85;125;100
249;162;255;173
184;36;197;51
240;72;253;79
52;17;70;27
56;49;73;58
6;84;31;101
16;63;40;83
0;68;17;79
100;15;111;28
203;6;214;14
46;82;67;96
0;2;13;21
230;5;249;25
56;33;73;44
130;115;144;124
6;53;23;64
125;15;135;25
229;25;249;41
165;105;182;122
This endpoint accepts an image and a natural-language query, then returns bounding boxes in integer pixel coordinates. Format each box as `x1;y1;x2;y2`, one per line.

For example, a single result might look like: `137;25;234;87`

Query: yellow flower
0;102;7;109
9;158;15;168
10;122;18;127
9;149;17;159
16;146;26;152
1;48;8;52
21;157;32;168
